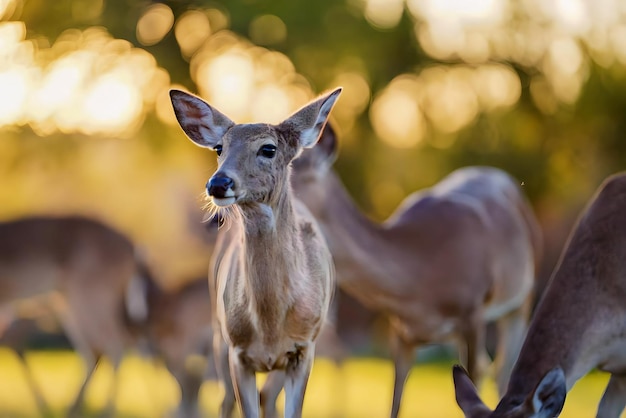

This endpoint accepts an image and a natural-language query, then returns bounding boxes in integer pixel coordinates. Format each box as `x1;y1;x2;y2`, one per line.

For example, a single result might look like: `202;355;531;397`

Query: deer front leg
597;374;626;418
260;370;286;418
284;344;314;418
214;333;236;418
229;346;260;418
389;330;415;418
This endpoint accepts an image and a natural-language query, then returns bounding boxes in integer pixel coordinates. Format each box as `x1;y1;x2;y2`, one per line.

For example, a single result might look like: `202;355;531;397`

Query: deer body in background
0;215;217;418
170;88;340;418
453;172;626;418
132;275;214;418
0;216;139;417
290;126;542;418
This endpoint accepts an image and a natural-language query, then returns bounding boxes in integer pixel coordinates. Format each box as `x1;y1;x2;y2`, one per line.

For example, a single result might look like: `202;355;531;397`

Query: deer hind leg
214;333;236;418
493;297;531;395
459;311;489;389
56;308;99;417
284;345;314;418
389;329;415;418
596;374;626;418
228;346;259;418
260;370;285;418
14;349;54;418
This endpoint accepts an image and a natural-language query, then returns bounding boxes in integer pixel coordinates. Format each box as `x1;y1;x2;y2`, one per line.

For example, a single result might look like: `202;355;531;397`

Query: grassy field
0;348;622;417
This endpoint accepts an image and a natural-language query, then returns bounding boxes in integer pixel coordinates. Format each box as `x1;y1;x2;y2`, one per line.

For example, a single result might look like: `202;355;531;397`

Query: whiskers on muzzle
200;192;236;229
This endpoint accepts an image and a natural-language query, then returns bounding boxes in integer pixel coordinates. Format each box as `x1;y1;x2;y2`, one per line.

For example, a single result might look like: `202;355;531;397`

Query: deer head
453;365;566;418
170;88;342;216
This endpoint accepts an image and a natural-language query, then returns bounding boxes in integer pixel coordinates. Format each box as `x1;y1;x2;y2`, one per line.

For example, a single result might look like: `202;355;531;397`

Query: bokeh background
2;0;626;416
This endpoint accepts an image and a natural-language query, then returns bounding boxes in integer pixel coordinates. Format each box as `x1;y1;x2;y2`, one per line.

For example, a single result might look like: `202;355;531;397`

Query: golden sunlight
191;32;314;123
0;69;29;126
174;10;212;59
370;76;426;149
0;23;168;137
136;3;174;46
197;49;255;120
83;74;142;134
363;0;404;29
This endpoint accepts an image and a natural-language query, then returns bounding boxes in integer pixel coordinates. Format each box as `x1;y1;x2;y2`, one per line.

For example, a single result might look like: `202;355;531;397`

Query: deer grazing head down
170;88;341;418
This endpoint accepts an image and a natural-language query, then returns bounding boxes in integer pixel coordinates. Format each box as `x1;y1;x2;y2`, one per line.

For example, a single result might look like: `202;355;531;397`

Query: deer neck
236;190;302;328
316;171;399;294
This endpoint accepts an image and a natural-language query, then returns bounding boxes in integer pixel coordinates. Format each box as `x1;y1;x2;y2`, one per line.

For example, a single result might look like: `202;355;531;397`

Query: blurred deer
453;172;626;418
289;125;542;418
170;88;340;418
127;274;214;418
0;216;142;417
0;215;217;418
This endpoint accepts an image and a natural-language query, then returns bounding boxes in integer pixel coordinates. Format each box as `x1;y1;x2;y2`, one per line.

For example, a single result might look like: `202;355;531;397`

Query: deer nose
207;174;234;198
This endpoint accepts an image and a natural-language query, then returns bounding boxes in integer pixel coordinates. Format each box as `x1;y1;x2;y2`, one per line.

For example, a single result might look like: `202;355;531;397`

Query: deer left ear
282;87;342;149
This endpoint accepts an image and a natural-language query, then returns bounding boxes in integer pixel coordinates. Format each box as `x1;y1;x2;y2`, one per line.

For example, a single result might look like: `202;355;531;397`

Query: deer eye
258;144;277;158
214;145;222;156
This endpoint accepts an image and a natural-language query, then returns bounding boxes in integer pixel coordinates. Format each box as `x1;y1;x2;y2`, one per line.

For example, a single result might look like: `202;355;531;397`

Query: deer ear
170;89;235;149
529;368;566;418
452;365;492;417
282;87;342;149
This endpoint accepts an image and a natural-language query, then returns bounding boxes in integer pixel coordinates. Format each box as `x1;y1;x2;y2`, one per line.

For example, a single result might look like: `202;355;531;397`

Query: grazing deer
169;88;340;418
0;215;141;417
453;172;626;418
289;125;542;418
130;274;214;418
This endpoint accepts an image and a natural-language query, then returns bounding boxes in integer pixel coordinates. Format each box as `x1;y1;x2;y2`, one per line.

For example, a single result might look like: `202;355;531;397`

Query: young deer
0;216;140;417
453;172;626;418
169;88;340;418
289;125;542;418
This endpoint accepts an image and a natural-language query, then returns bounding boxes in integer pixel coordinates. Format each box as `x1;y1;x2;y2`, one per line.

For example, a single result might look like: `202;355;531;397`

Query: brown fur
454;173;626;418
170;88;341;418
290;126;542;418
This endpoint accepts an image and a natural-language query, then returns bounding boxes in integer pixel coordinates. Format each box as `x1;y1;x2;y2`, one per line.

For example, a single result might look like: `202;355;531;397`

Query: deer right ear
529;368;566;418
169;90;235;149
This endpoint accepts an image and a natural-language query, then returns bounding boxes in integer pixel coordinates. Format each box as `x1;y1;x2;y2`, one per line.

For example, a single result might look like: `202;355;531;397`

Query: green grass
0;348;622;417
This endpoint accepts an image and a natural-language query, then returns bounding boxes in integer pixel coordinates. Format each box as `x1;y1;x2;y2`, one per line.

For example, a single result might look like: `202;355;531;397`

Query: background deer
0;215;142;417
0;215;217;418
289;125;542;418
129;274;214;418
170;88;340;418
453;172;626;418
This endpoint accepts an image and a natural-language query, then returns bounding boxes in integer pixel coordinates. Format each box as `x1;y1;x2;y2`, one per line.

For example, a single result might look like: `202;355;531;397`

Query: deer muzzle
207;173;236;206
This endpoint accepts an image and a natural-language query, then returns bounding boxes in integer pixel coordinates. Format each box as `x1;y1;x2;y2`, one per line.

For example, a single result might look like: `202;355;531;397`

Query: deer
287;124;542;418
169;87;340;418
453;172;626;418
0;215;217;418
130;273;214;418
0;215;143;417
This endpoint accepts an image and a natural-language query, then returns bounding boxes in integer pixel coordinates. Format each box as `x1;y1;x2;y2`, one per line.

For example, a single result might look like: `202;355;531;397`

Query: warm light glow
197;50;255;120
0;69;29;126
0;24;167;136
83;75;142;134
250;84;291;123
421;68;478;133
472;64;521;111
370;77;426;149
364;0;404;29
175;10;211;58
136;3;174;46
0;0;16;20
191;32;314;123
330;71;371;120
